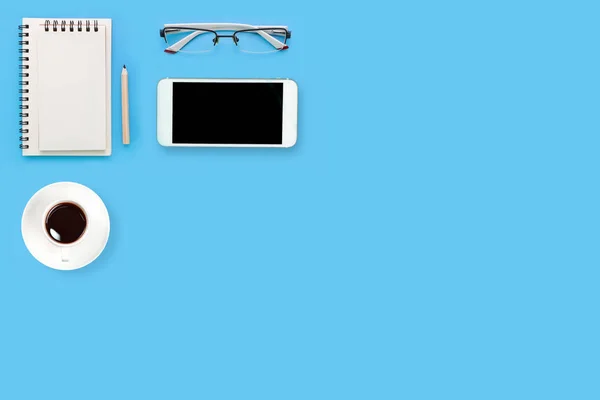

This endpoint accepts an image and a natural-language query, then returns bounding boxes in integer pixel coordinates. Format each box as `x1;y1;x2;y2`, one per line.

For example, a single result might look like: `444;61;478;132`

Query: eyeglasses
160;23;291;54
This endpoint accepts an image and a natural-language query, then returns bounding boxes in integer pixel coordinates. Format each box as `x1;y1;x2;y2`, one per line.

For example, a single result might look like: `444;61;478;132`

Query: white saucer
22;182;110;271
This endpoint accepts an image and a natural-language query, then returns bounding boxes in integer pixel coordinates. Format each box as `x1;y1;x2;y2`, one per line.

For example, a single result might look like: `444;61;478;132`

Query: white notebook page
37;27;106;151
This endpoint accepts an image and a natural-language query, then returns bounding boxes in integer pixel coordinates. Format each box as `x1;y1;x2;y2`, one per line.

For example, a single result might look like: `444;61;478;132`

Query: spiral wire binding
18;23;30;149
43;19;99;32
19;20;100;150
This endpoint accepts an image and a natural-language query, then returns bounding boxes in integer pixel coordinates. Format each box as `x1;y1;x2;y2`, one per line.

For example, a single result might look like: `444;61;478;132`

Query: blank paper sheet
37;28;107;151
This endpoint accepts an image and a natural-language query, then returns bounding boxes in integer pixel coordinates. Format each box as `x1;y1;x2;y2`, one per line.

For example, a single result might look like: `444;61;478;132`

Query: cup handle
61;247;69;263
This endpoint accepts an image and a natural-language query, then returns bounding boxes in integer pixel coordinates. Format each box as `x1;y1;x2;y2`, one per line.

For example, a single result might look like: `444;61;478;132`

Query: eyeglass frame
160;23;292;54
160;24;291;53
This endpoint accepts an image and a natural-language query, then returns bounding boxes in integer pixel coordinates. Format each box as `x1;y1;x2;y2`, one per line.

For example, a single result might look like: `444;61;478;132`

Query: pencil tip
123;64;126;69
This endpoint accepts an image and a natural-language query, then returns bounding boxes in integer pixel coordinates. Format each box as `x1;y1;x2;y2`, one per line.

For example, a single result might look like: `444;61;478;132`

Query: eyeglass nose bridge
213;33;239;46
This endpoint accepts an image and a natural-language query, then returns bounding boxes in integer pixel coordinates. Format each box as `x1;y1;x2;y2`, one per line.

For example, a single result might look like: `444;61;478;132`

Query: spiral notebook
19;18;112;156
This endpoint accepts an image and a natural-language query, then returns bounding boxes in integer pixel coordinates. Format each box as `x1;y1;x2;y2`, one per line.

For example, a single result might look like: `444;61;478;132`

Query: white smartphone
157;78;298;148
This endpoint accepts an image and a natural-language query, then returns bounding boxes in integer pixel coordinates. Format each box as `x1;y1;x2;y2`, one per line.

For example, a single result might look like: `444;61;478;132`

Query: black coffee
45;202;87;244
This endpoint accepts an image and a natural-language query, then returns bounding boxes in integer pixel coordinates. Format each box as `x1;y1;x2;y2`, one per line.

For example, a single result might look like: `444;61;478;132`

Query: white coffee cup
23;182;110;271
41;201;89;263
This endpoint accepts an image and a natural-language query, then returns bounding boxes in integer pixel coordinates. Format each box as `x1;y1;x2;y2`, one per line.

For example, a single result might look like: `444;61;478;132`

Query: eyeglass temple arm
162;24;289;53
162;27;288;38
164;22;289;31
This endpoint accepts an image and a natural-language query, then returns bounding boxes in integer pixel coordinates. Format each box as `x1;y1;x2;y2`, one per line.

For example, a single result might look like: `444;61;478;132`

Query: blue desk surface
1;0;599;399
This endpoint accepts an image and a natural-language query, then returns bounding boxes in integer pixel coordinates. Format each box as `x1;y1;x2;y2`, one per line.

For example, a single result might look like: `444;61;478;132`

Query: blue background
0;0;599;398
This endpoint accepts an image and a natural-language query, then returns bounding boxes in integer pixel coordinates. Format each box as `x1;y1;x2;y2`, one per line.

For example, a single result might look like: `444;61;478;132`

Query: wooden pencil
121;65;130;145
